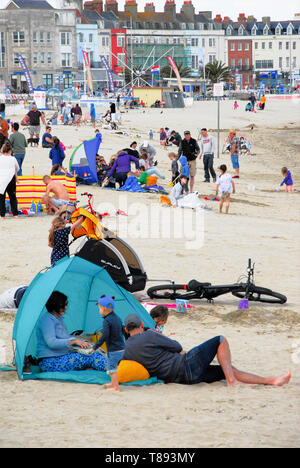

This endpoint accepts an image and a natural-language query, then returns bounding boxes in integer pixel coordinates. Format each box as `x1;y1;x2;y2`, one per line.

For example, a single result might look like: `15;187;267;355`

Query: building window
117;53;125;67
0;32;5;68
245;58;250;67
279;57;283;68
61;32;70;46
263;26;269;35
64;74;72;88
292;57;297;68
238;42;242;51
191;55;198;69
13;31;25;45
286;42;289;49
255;60;273;69
43;74;52;87
287;25;293;35
61;53;71;67
209;38;216;47
251;27;257;36
40;53;45;64
89;34;93;43
33;53;38;65
191;37;198;47
275;25;282;35
269;42;272;49
208;54;216;63
33;32;37;44
279;41;282;50
48;53;52;65
286;57;289;67
40;32;44;44
238;58;242;67
202;38;205;47
293;41;296;50
255;42;258;49
230;43;235;51
245;43;249;51
47;32;51;44
231;58;235;67
14;53;26;65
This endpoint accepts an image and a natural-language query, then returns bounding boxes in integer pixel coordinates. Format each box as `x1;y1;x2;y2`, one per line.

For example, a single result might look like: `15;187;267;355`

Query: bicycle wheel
147;284;198;300
232;284;287;304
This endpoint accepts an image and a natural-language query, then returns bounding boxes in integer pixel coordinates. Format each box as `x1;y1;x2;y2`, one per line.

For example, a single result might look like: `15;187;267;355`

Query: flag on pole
100;55;115;95
16;54;34;94
167;56;184;93
151;65;160;74
82;50;94;94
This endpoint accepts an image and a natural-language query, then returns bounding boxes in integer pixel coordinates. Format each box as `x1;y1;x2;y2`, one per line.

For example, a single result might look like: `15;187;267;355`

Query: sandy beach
0;98;299;448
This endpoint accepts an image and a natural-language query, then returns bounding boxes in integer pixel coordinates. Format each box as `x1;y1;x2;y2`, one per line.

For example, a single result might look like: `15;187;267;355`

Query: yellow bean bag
117;360;150;383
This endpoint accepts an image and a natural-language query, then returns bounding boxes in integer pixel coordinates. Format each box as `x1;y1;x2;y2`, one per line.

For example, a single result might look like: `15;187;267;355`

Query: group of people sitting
96;140;165;189
32;289;291;392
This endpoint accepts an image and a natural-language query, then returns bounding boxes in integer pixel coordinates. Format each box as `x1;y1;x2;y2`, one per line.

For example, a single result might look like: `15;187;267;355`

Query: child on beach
216;164;235;214
169;175;189;207
168;152;179;184
149;129;154;140
280;167;293;192
49;137;65;167
150;305;169;334
92;295;125;391
233;101;239;110
48;216;83;266
178;155;190;192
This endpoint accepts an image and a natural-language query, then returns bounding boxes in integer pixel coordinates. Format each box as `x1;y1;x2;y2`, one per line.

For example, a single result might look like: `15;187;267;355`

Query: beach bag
146;176;157;186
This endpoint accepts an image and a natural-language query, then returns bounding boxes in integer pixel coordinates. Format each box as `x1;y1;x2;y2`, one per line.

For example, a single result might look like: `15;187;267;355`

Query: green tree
201;61;232;83
160;61;192;79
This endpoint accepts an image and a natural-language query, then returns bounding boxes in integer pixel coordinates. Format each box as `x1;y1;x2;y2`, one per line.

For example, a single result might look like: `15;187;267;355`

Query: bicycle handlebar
81;193;93;197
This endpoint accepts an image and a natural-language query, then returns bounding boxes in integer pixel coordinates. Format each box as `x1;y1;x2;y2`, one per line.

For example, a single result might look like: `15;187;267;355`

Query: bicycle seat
188;280;212;291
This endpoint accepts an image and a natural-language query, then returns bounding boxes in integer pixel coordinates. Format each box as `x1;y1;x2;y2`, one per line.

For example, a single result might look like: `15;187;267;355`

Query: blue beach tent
12;256;156;385
69;133;102;184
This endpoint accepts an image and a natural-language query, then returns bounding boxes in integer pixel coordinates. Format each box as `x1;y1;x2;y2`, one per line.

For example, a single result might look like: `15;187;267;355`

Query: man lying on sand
42;175;70;215
123;314;291;387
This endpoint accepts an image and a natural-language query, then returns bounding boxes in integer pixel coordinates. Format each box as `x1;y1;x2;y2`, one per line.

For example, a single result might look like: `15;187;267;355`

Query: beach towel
5;175;77;211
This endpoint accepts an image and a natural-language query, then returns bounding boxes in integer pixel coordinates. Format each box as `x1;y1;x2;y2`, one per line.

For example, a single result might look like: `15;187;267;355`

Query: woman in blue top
36;291;107;373
49;137;65;167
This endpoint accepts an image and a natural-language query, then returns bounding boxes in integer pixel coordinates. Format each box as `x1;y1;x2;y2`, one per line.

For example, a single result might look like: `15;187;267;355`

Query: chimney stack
84;0;103;15
145;2;155;13
181;0;195;22
238;12;247;27
164;0;176;20
105;0;118;15
262;16;271;25
214;14;223;24
124;0;138;17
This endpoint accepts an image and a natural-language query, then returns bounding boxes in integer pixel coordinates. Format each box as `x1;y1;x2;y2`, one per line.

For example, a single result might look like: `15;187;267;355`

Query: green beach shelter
13;256;155;384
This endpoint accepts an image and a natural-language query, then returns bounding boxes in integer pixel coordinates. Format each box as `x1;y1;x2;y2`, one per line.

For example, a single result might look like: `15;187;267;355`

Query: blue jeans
107;350;124;374
182;336;225;384
14;154;25;176
231;154;239;169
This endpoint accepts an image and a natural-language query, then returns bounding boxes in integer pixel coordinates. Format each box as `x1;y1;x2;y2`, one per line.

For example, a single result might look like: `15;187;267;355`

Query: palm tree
201;61;232;83
160;61;192;79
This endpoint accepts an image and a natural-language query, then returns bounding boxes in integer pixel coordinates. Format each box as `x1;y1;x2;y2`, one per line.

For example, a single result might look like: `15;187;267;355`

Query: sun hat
97;295;115;309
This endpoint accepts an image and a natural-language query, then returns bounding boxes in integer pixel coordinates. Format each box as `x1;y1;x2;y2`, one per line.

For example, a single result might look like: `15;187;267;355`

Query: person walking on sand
9;122;27;176
199;128;216;183
42;175;70;214
0;141;19;219
229;130;240;178
216;164;235;214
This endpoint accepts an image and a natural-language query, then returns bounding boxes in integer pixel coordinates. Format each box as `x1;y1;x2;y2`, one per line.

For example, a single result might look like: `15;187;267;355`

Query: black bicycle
147;259;287;304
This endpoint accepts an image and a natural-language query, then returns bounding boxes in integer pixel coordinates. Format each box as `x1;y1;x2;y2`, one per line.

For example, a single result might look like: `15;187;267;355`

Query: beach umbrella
12;256;155;382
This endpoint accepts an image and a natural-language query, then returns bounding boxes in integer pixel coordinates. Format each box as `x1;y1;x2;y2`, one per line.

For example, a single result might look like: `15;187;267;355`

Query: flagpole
84;43;87;95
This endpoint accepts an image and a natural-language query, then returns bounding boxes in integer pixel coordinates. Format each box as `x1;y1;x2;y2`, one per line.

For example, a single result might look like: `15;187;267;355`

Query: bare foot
104;383;113;389
271;371;291;387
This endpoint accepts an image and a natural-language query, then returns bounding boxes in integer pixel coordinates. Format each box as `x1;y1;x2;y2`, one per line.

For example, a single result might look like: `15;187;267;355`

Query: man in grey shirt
9;122;27;176
123;314;291;387
199;128;216;183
